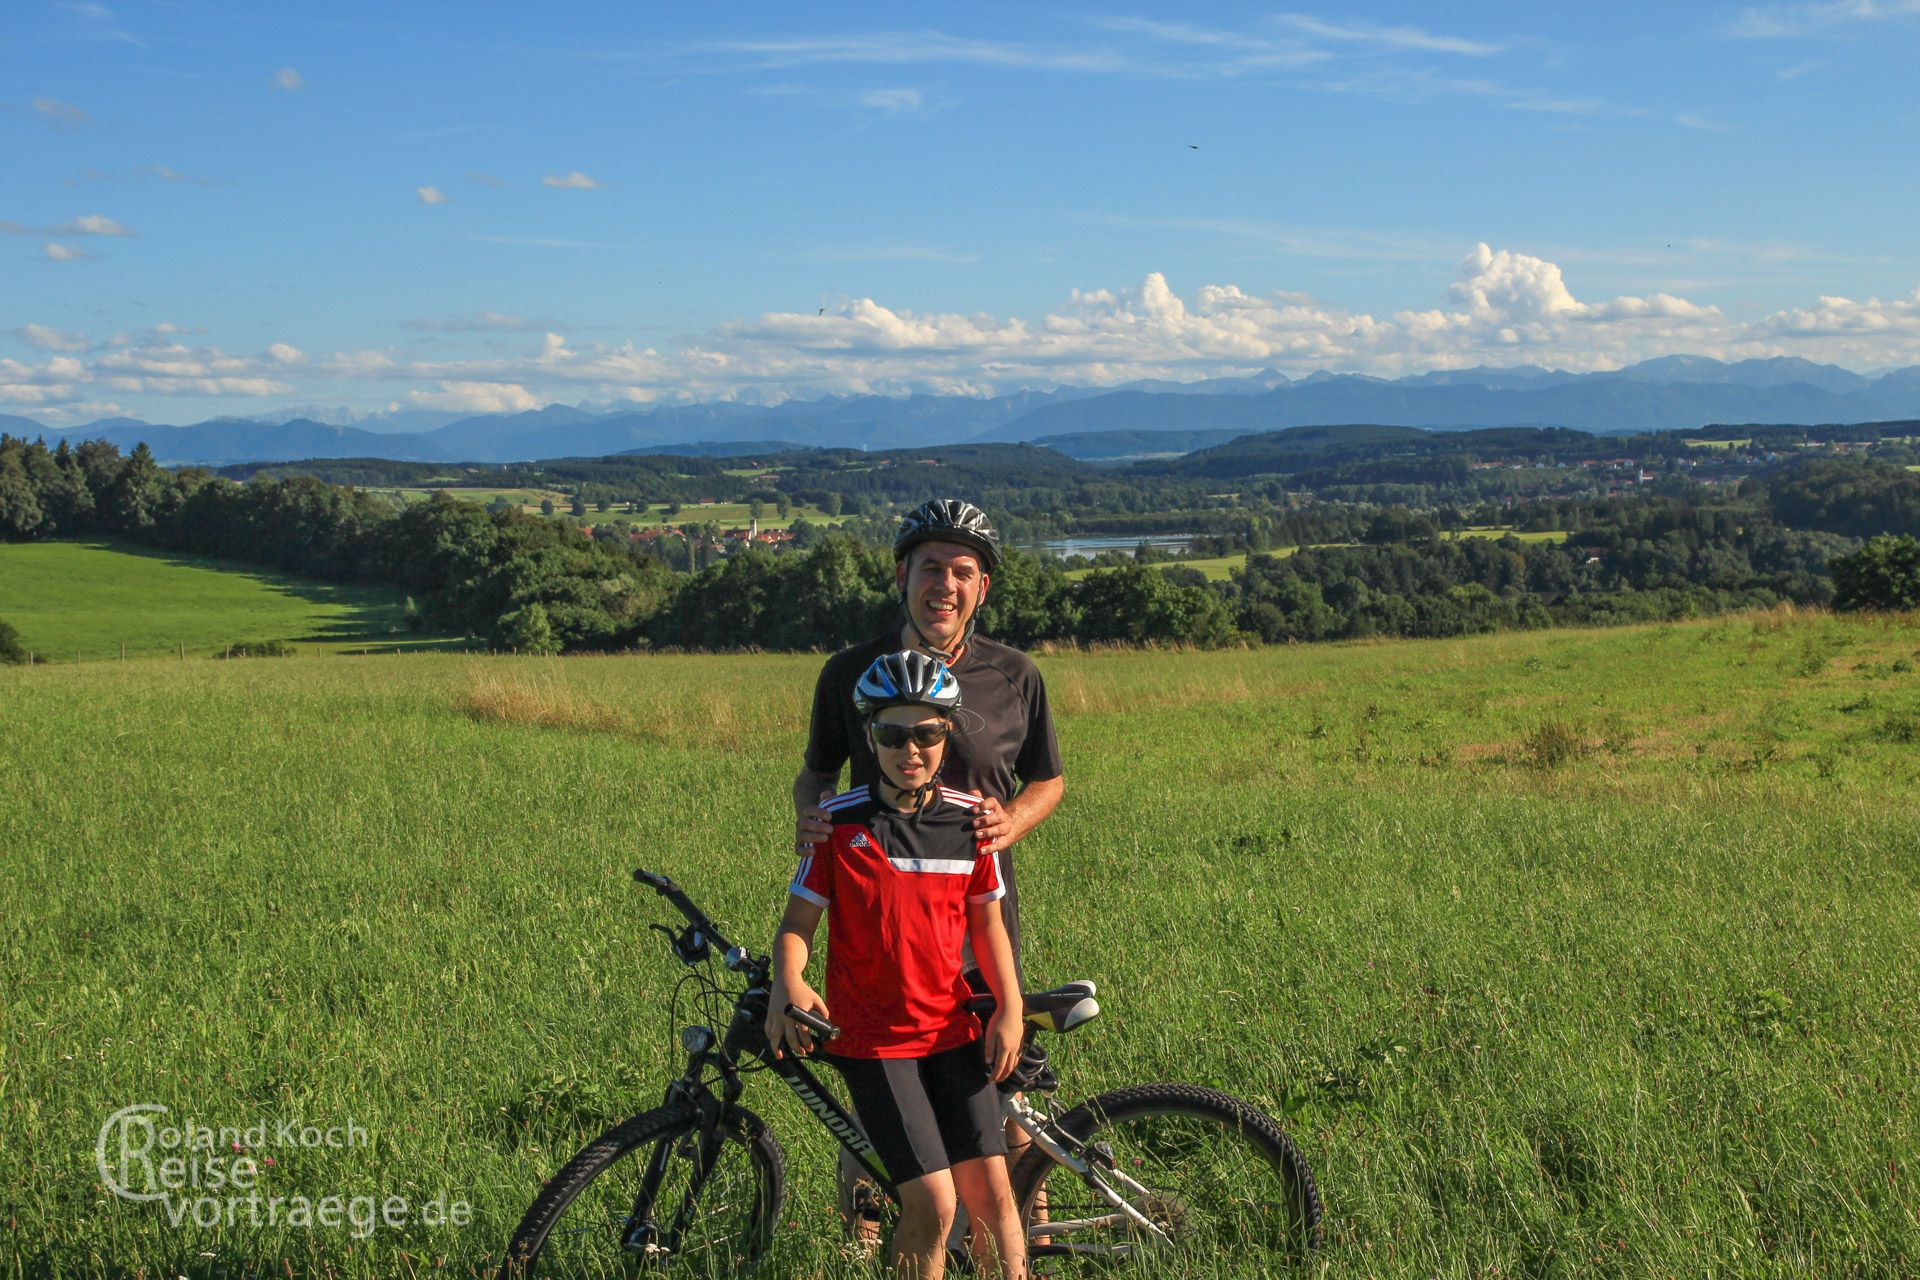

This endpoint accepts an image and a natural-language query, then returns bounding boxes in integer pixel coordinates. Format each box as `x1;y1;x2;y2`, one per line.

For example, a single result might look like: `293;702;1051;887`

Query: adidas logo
849;832;871;849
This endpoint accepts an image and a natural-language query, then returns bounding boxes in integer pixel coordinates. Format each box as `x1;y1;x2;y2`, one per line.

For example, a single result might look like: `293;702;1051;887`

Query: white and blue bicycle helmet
852;650;963;719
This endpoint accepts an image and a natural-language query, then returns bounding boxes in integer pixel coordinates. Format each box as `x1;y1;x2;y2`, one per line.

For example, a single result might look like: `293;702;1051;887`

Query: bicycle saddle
966;980;1101;1034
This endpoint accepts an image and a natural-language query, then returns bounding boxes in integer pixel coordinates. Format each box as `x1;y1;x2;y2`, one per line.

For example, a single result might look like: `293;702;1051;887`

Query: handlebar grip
634;868;676;893
784;1004;841;1041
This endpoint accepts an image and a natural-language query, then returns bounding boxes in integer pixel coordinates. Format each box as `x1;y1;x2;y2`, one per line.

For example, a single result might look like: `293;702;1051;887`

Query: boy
767;650;1028;1280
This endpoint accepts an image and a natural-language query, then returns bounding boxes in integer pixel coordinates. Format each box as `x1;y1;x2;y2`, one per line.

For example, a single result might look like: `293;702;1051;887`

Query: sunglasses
868;721;952;750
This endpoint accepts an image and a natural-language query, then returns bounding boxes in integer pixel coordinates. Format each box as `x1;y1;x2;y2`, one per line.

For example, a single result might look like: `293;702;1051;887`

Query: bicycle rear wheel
1011;1082;1323;1272
500;1101;786;1278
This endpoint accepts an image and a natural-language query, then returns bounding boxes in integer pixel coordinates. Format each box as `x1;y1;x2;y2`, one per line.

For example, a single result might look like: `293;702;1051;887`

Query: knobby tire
500;1101;785;1278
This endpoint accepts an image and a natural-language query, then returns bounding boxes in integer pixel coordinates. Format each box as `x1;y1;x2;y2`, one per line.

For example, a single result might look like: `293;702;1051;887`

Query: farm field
4;610;1919;1276
1442;526;1569;544
1064;552;1258;582
1061;534;1561;584
0;539;443;661
605;500;851;529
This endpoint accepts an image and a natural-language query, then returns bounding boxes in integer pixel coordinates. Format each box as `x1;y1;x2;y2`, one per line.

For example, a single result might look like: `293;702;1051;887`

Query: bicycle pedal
674;1133;699;1159
851;1182;886;1223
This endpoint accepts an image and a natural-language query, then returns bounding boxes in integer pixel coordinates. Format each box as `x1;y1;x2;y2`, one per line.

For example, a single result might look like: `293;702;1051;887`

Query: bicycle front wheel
1011;1082;1323;1271
500;1101;786;1278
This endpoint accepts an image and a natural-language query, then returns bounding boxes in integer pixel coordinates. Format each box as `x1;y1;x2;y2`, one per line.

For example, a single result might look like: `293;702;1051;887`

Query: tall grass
2;609;1917;1276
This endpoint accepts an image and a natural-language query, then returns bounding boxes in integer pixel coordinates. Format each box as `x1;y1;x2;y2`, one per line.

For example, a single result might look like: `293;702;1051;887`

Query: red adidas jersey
789;785;1005;1058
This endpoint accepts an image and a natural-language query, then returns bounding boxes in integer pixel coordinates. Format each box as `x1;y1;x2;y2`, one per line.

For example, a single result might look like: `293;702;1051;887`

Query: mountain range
9;355;1920;466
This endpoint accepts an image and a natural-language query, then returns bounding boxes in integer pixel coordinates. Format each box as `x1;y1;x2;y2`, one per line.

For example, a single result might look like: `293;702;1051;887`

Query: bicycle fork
622;1038;738;1255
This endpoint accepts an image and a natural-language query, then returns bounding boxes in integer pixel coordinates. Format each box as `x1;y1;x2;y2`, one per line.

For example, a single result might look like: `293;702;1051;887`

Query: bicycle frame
1002;1092;1175;1254
624;868;1175;1262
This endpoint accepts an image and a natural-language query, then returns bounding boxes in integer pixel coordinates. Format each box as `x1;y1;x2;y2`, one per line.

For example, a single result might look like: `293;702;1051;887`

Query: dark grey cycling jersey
804;632;1061;967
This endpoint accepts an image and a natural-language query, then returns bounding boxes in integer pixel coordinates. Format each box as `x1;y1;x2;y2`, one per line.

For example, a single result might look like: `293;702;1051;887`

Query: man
793;498;1065;1244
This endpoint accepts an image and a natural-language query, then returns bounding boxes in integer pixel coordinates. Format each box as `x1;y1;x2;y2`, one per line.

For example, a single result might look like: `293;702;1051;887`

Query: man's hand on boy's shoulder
970;775;1064;855
796;804;831;853
970;796;1010;854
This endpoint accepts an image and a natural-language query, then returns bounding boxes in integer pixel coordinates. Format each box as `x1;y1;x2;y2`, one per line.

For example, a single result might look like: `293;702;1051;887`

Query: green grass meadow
4;610;1919;1276
0;541;434;661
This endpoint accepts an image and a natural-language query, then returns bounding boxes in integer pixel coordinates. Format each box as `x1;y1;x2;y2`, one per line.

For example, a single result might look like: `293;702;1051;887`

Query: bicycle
498;868;1325;1275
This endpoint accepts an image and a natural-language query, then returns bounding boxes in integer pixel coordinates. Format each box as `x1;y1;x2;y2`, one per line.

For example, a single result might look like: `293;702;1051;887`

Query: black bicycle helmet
852;650;963;719
893;499;1002;574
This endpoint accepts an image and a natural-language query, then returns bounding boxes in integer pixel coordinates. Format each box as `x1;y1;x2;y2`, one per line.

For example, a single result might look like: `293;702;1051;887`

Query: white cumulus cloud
14;324;90;352
542;170;603;190
17;244;1920;417
44;243;90;261
416;185;449;205
273;67;306;91
57;214;134;237
406;380;544;413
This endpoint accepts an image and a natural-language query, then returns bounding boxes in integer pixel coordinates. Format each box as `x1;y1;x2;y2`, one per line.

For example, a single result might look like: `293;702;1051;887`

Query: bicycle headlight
680;1025;717;1055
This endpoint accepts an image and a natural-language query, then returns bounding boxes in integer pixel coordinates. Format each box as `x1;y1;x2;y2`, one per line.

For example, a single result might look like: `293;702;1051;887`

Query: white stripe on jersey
789;854;828;906
938;786;982;808
887;856;976;876
821;785;871;812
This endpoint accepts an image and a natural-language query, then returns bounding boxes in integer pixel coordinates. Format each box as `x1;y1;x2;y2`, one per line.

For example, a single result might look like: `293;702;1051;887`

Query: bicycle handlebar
633;867;740;956
783;1003;841;1041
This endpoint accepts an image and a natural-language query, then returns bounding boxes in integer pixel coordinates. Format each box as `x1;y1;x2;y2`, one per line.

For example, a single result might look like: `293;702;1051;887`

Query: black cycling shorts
824;1040;1007;1184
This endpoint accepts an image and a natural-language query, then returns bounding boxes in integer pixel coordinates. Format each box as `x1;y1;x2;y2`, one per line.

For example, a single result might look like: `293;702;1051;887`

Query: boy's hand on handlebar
767;986;830;1059
984;1006;1022;1084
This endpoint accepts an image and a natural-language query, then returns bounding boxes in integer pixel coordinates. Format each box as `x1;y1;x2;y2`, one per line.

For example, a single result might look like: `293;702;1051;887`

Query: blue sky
5;1;1920;425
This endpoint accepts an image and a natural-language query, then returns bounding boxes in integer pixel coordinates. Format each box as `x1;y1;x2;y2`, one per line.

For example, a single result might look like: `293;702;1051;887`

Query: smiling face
866;704;952;797
896;541;989;652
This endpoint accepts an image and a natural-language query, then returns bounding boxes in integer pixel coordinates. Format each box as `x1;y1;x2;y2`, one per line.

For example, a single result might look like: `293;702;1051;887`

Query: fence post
179;641;185;660
120;643;125;660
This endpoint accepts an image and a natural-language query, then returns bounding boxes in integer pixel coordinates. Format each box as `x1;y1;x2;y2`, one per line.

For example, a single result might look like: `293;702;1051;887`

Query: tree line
3;434;1916;656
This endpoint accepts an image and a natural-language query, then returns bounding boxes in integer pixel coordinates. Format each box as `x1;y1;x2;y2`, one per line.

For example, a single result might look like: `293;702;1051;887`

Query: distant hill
1599;355;1871;394
1029;429;1253;460
616;440;814;458
11;353;1920;466
1009;373;1915;440
29;418;447;466
1131;425;1434;479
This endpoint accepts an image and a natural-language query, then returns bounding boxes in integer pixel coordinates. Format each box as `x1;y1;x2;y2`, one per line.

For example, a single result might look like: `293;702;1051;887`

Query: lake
1036;534;1199;558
